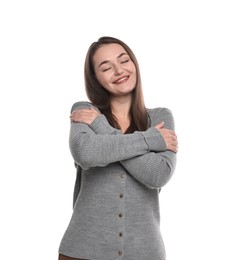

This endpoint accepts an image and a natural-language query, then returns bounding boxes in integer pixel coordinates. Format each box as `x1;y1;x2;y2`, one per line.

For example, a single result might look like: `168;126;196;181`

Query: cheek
126;63;137;76
131;65;137;75
132;67;137;82
95;71;104;83
96;73;109;87
130;66;137;80
132;75;137;86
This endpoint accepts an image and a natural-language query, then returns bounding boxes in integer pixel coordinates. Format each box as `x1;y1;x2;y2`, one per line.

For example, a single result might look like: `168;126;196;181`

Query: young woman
58;36;178;260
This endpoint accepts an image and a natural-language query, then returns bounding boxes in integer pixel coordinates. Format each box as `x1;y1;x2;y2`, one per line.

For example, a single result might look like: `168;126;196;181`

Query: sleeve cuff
90;114;122;135
141;127;167;152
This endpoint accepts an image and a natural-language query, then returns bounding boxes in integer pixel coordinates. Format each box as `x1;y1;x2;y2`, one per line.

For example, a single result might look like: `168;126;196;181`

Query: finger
89;106;97;111
71;108;90;114
70;111;79;118
170;135;177;141
167;145;177;153
170;142;178;153
155;121;164;129
166;130;176;138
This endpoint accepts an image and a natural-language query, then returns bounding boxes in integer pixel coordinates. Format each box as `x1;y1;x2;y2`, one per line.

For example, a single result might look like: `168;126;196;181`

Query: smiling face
93;43;137;97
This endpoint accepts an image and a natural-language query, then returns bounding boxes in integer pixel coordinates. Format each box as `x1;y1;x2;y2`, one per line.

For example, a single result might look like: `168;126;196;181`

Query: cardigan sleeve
70;122;151;170
69;102;167;170
119;108;177;188
72;101;166;151
121;151;176;189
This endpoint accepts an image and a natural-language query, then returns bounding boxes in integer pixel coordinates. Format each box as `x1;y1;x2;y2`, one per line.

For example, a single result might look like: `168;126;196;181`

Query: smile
113;76;129;84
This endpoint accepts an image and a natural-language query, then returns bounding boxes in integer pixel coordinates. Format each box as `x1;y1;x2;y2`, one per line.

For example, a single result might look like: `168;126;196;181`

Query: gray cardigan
59;101;176;260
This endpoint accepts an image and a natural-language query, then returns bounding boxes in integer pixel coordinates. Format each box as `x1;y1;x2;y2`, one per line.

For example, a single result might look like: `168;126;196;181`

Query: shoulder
147;107;174;129
147;107;173;118
70;101;100;113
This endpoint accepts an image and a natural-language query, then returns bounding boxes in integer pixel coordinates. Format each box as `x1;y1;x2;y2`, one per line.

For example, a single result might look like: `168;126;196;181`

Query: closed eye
102;67;111;72
121;59;129;64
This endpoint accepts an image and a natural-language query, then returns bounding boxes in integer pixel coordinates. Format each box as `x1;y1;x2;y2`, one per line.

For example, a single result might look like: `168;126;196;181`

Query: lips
113;76;129;84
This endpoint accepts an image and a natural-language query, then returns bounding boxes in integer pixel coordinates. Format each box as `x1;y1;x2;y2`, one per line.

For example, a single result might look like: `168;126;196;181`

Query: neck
110;94;132;119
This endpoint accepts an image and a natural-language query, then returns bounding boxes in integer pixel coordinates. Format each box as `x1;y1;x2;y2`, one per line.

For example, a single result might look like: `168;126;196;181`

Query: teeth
116;77;127;83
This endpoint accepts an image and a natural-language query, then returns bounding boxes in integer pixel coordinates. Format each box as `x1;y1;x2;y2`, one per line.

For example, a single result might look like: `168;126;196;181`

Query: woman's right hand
155;122;178;153
70;107;100;125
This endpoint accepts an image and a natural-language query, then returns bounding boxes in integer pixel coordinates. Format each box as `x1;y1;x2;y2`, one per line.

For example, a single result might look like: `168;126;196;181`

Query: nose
113;64;124;76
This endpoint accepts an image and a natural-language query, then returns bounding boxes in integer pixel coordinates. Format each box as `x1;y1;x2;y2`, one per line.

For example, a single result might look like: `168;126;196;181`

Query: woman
58;36;178;260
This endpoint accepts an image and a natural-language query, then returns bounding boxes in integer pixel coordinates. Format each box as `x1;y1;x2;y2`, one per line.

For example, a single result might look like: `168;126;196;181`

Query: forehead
93;43;127;65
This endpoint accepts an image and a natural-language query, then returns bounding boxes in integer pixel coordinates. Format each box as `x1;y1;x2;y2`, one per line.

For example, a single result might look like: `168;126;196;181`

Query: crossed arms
69;102;177;189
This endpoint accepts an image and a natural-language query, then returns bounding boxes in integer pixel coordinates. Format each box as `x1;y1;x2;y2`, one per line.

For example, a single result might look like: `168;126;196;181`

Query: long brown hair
84;36;148;133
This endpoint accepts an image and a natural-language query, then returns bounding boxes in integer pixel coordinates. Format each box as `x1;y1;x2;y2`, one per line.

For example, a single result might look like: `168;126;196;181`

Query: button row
118;173;125;257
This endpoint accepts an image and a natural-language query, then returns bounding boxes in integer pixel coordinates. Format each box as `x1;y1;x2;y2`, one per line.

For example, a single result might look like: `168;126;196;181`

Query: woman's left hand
70;107;100;125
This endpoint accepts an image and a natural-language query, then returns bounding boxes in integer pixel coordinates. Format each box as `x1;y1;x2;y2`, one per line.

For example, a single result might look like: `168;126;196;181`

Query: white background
0;0;228;259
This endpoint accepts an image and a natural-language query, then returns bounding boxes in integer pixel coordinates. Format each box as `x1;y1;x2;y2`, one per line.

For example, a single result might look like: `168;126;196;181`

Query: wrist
141;127;166;152
90;114;121;135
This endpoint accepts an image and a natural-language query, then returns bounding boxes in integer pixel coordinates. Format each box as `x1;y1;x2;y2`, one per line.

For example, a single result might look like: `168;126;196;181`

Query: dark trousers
58;254;88;260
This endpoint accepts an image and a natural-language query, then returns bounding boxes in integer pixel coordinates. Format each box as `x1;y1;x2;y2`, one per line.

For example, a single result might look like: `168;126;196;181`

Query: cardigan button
119;194;123;198
119;213;123;218
119;232;123;237
118;251;123;256
121;174;125;179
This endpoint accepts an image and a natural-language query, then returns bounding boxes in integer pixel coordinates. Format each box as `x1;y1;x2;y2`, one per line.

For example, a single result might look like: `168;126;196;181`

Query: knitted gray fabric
59;101;176;260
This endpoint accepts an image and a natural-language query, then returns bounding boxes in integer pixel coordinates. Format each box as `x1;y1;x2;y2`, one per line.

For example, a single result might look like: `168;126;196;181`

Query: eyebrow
98;53;128;68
